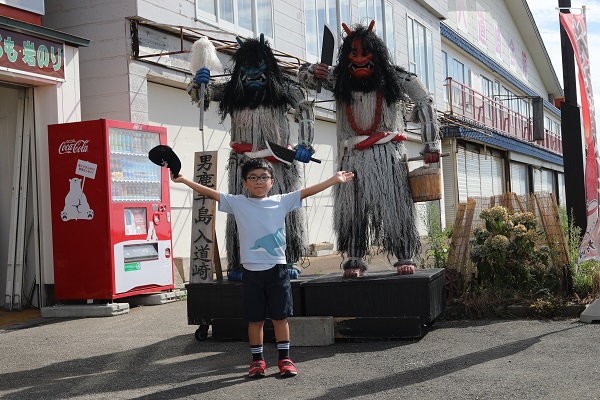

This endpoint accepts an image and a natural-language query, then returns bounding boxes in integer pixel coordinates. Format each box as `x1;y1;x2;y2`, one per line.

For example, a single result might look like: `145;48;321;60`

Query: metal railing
443;78;562;155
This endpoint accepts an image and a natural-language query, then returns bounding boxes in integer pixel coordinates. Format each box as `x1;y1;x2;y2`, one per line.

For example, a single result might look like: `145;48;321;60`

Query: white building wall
146;82;229;260
445;0;548;98
441;0;564;227
395;1;445;107
272;1;305;58
43;1;136;122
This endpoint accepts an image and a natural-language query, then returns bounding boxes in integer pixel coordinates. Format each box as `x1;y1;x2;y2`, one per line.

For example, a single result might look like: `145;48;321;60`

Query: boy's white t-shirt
218;190;302;271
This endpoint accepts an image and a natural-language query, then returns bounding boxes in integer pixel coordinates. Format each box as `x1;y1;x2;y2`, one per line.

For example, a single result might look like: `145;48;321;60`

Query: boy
171;158;354;378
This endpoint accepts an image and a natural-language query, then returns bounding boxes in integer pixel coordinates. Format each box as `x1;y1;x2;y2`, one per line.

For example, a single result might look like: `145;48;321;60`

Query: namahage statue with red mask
298;21;440;278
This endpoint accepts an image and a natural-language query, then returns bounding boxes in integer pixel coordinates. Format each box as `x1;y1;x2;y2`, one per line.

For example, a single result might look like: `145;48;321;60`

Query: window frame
442;52;470;107
304;0;351;62
195;0;274;40
357;0;395;59
407;14;435;93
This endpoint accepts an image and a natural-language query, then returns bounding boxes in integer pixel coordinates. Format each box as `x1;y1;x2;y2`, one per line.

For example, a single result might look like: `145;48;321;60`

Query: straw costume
188;35;315;276
298;21;439;277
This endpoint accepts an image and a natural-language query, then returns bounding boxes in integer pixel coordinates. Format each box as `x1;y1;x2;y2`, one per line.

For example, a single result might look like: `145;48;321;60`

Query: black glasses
246;174;272;182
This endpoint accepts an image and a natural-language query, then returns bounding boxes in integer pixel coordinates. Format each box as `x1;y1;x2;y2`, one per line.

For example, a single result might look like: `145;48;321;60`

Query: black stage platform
186;268;445;341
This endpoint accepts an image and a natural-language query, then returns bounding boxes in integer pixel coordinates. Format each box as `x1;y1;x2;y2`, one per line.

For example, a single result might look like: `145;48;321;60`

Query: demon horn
368;20;375;32
260;33;265;47
236;36;245;47
342;22;352;36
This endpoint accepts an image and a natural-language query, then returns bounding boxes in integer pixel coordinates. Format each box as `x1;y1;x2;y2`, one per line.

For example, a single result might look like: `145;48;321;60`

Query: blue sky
528;0;600;116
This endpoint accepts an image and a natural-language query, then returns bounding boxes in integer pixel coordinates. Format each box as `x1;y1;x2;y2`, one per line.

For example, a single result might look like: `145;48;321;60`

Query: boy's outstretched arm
301;171;354;200
171;173;220;202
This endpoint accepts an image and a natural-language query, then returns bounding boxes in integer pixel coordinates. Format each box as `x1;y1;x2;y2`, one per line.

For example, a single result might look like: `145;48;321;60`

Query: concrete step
128;290;187;306
288;316;334;346
209;316;335;346
41;303;129;318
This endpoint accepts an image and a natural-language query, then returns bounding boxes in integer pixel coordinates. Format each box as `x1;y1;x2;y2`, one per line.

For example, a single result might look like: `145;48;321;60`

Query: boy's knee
271;318;288;326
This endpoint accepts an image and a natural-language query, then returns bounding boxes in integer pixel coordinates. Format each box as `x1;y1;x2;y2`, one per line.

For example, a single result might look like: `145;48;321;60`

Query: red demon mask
348;38;375;78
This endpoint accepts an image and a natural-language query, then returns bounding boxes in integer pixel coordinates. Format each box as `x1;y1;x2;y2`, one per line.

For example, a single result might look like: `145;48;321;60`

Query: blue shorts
242;264;293;322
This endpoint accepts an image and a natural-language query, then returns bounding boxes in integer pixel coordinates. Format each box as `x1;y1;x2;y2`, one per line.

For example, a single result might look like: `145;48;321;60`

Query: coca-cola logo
58;139;89;154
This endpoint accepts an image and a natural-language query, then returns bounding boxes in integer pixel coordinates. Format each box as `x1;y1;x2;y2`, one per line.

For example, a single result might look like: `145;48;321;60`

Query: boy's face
243;168;274;198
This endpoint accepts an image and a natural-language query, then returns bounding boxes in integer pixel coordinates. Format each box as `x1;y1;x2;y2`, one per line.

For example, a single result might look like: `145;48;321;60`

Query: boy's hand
301;171;354;199
335;171;354;183
171;172;185;183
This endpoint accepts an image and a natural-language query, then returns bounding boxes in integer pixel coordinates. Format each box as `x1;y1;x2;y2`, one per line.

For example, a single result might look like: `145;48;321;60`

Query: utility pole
559;0;586;235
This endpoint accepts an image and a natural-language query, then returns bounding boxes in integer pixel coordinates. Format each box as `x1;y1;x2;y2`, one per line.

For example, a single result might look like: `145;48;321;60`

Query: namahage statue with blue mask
188;34;315;278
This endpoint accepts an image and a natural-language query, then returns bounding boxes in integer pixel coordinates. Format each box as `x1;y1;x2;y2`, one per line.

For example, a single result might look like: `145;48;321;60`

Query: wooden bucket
408;165;442;202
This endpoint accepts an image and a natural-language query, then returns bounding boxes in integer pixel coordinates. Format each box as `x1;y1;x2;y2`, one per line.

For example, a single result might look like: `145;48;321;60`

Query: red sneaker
278;358;297;377
248;360;266;378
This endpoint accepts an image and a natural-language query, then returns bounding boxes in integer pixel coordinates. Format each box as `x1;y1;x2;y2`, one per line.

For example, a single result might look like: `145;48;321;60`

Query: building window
384;2;394;57
354;1;395;59
196;0;273;38
305;0;351;61
545;117;561;137
442;51;470;106
481;75;500;124
533;168;556;194
480;75;495;98
510;161;529;195
557;172;566;206
457;144;505;202
408;15;434;93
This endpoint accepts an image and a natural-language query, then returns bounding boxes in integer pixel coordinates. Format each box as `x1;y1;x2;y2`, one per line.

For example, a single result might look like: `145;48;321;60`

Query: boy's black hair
241;158;274;180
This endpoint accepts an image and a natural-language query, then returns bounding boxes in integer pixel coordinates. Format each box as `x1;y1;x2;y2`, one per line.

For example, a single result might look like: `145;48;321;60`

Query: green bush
529;296;566;319
469;206;556;294
558;207;600;301
572;260;600;300
419;204;450;269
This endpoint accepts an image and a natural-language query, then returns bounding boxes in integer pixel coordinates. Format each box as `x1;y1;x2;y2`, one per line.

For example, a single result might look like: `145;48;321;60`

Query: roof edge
0;15;90;47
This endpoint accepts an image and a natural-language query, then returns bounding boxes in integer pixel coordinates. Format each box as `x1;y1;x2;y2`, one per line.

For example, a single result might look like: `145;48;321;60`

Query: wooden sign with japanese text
189;151;219;283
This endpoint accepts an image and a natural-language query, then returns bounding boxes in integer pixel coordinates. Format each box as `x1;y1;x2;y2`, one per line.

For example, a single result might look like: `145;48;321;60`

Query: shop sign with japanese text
0;27;64;80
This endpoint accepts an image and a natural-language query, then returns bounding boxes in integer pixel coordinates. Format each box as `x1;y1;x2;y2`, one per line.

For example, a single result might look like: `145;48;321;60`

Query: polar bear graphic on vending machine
61;177;94;221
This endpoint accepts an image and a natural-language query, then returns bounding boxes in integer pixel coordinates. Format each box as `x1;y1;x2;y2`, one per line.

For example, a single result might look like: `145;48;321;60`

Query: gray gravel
1;300;599;399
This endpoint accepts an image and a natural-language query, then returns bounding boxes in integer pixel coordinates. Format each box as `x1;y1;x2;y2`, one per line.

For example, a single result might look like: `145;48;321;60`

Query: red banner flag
559;13;600;262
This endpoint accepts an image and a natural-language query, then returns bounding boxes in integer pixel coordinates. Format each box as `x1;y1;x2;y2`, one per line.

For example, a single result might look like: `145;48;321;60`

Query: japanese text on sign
190;152;218;283
0;27;65;80
76;159;97;179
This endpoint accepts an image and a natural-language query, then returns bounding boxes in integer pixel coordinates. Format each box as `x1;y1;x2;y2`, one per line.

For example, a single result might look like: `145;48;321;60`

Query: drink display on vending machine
48;119;174;301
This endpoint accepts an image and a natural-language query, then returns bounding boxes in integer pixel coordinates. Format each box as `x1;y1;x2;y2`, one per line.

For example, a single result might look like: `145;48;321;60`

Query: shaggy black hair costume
219;35;297;117
334;23;408;106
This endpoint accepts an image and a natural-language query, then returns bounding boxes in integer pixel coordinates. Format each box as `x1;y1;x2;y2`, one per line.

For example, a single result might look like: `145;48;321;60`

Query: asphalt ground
1;296;600;399
2;253;599;399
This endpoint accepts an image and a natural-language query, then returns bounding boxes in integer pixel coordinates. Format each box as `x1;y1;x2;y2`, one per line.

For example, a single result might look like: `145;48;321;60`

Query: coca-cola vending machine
47;119;174;301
